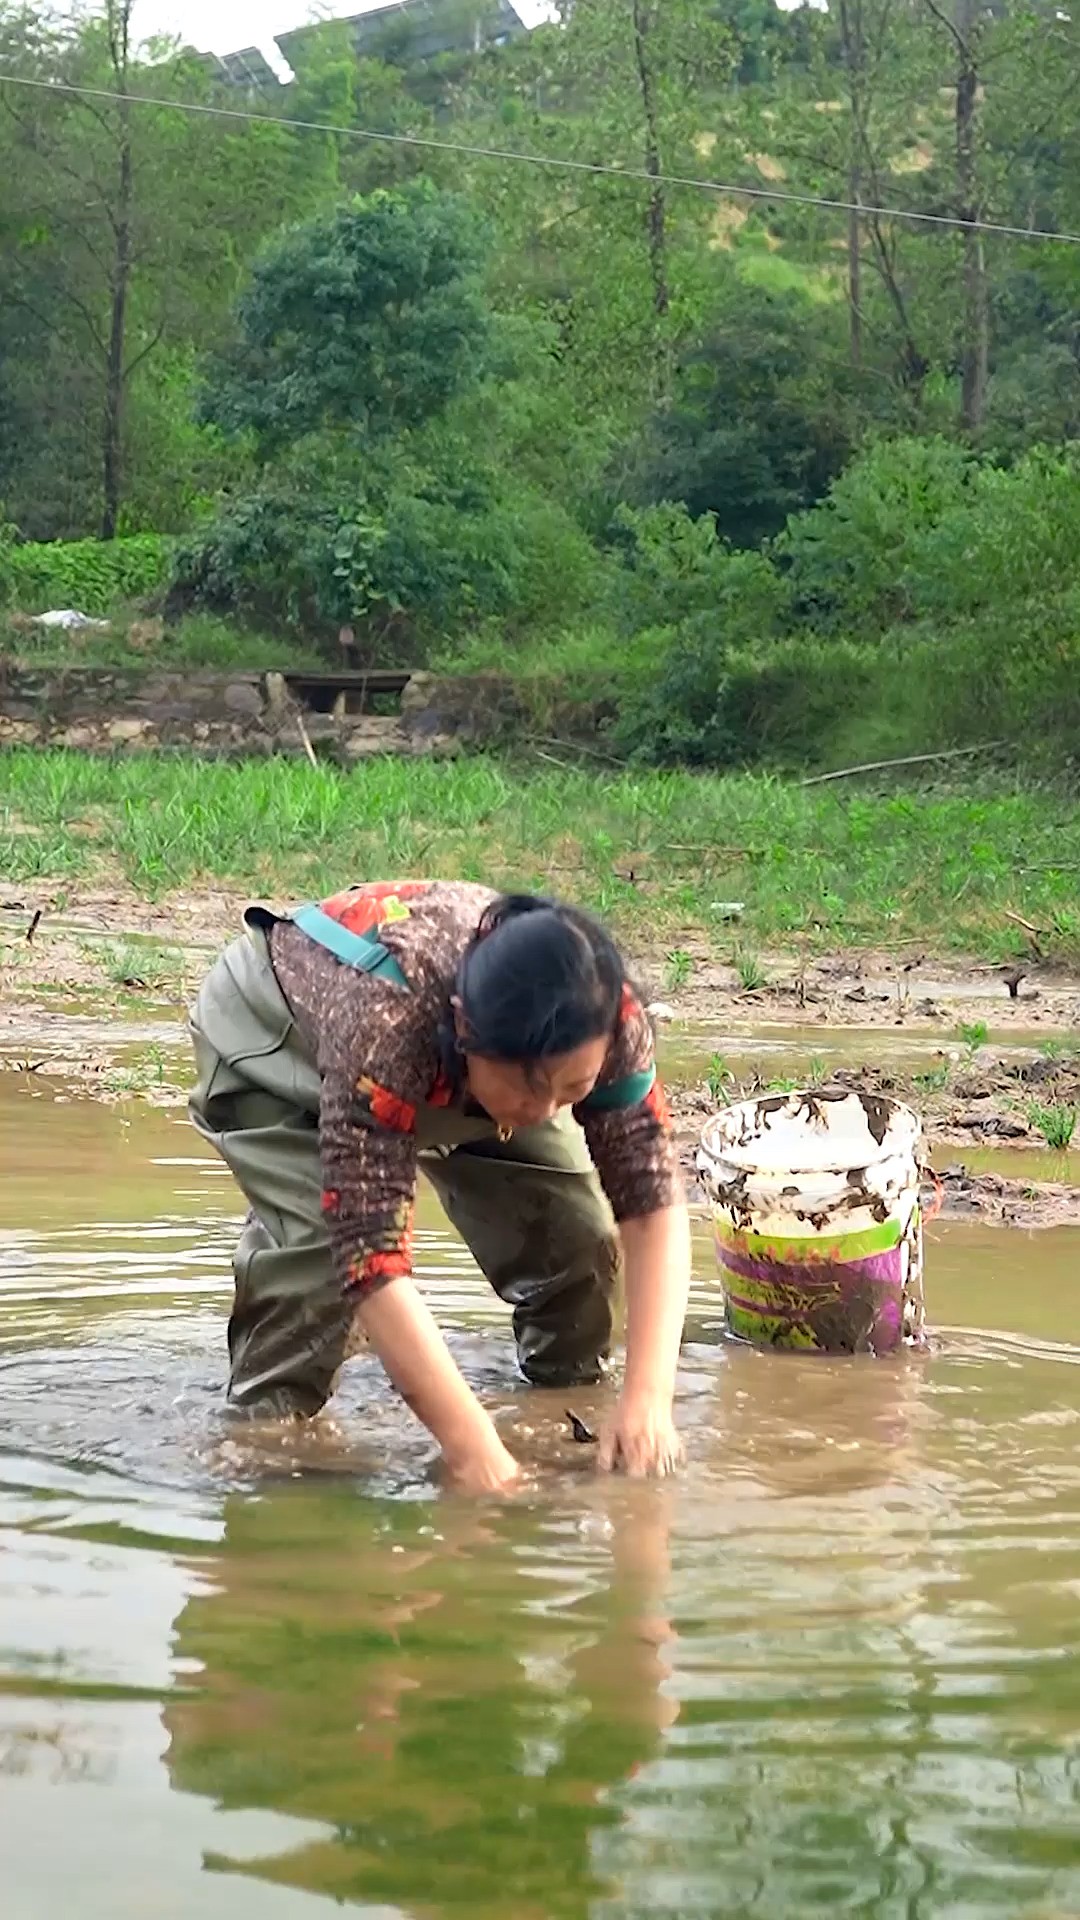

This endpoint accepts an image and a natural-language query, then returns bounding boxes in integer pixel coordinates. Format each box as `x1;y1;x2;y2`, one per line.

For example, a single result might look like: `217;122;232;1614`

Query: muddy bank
669;1053;1080;1149
5;881;1080;1227
652;944;1080;1035
672;1108;1080;1229
669;1066;1080;1229
4;882;1080;1029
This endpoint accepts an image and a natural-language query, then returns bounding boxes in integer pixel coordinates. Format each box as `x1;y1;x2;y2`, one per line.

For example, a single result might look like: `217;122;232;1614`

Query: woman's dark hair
454;894;625;1062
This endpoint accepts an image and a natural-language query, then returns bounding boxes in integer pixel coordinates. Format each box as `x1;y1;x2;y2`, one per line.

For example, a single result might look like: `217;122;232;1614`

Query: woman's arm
598;1205;690;1477
576;988;690;1475
359;1278;520;1494
305;966;519;1493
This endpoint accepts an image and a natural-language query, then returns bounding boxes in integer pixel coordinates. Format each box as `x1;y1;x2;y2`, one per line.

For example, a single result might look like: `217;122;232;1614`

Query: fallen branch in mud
1004;909;1049;937
294;709;319;771
800;742;1006;787
1003;909;1048;959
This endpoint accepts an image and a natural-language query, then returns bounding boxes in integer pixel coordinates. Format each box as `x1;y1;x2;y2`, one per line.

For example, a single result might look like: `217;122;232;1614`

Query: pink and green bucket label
713;1213;921;1354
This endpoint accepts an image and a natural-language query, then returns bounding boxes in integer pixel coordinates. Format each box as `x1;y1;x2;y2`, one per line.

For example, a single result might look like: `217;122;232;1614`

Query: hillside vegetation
2;0;1079;771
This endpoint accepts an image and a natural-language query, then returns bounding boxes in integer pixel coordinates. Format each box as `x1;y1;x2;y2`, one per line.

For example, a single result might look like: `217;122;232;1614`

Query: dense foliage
0;530;170;615
2;0;1079;768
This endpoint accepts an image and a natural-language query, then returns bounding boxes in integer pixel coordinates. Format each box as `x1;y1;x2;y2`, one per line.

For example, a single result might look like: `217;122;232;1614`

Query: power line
2;68;1080;246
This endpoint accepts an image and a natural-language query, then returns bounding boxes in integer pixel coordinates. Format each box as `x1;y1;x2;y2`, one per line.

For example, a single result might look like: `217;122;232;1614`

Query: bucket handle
918;1163;944;1224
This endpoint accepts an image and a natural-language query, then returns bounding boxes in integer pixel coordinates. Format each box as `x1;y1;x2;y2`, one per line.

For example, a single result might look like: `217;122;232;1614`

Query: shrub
779;436;976;632
905;448;1080;622
173;456;600;656
612;543;794;763
0;533;171;615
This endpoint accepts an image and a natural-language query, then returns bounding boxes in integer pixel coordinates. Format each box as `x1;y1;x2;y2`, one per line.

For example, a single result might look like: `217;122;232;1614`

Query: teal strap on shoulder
580;1065;656;1113
292;903;408;991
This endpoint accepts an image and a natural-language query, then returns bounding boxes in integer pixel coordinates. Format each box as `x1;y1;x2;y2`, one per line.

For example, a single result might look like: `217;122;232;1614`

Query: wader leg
419;1114;620;1388
188;943;351;1419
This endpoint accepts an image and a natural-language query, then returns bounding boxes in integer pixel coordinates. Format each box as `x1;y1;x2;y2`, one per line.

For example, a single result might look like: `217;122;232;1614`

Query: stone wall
0;661;605;761
0;662;405;760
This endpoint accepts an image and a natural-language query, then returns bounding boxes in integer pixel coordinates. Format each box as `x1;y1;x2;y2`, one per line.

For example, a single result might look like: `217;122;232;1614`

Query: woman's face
464;1036;609;1132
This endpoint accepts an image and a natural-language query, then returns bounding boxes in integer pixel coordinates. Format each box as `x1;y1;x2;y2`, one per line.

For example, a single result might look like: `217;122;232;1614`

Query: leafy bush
905;448;1080;621
625;284;873;548
605;501;746;634
173;446;599;655
848;597;1080;763
616;631;874;767
779;436;976;632
0;533;171;615
612;543;795;763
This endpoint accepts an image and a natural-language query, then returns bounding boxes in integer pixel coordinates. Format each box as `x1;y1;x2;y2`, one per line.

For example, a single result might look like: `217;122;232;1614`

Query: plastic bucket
697;1089;925;1354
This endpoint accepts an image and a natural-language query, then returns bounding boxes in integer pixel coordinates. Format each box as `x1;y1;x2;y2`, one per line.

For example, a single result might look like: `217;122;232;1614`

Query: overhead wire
1;68;1079;245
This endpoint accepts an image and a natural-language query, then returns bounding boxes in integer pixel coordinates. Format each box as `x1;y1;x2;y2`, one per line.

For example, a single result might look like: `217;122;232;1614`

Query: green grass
97;940;189;993
913;1060;951;1095
1027;1101;1079;1149
1;749;1079;961
102;1042;174;1096
1040;1038;1079;1063
733;947;769;991
705;1053;735;1103
957;1020;989;1056
665;947;694;991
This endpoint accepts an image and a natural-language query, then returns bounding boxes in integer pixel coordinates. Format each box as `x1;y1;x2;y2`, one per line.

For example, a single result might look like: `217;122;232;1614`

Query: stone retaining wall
0;662;601;760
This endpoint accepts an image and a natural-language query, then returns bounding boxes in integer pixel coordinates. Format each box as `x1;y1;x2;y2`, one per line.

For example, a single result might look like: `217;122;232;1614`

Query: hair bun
458;893;627;1065
476;893;555;940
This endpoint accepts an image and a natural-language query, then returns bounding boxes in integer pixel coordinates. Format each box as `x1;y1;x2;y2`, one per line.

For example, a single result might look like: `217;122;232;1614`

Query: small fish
565;1408;597;1445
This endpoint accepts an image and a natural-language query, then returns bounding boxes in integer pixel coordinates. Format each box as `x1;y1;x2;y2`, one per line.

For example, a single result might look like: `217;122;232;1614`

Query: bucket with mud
697;1089;925;1354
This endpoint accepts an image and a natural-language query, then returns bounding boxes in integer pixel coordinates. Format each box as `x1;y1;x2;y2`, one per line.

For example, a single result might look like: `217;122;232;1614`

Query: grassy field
1;748;1078;963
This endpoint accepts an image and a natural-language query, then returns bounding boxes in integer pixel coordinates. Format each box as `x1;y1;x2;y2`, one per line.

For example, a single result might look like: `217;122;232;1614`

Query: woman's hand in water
612;1208;690;1477
443;1432;522;1496
598;1391;683;1478
358;1277;521;1495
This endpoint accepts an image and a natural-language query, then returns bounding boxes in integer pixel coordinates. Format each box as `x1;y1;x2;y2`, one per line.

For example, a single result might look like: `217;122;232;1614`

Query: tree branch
920;0;968;59
801;742;1005;787
123;313;165;381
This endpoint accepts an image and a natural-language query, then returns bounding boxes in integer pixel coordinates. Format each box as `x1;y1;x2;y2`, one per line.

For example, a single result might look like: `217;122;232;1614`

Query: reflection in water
2;1076;1080;1916
164;1483;675;1918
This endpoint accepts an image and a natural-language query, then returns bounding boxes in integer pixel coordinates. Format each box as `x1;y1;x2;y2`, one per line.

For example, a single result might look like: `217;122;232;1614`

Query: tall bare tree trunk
954;0;987;433
847;172;863;368
101;0;133;539
838;0;864;366
630;0;669;349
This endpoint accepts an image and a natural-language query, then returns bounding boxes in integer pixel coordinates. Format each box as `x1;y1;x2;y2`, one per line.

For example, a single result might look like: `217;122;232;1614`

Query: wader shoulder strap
579;1065;656;1113
291;902;409;991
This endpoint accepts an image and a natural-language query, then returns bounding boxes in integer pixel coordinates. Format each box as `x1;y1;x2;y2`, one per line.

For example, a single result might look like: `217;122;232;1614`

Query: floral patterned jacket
268;881;681;1294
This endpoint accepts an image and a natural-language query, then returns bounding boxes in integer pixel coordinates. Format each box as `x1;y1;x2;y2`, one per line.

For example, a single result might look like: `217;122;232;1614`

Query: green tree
201;181;491;452
0;0;331;538
182;181;549;649
625;280;874;545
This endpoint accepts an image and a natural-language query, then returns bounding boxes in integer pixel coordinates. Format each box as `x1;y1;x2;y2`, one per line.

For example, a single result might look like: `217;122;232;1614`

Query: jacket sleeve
313;972;436;1296
575;987;683;1223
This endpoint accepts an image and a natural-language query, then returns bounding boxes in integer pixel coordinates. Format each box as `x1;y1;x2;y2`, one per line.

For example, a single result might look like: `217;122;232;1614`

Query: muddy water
3;1078;1080;1918
931;1139;1080;1187
658;1024;1053;1081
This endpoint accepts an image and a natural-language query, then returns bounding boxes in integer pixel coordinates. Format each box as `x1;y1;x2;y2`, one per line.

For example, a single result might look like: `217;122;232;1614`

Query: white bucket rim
698;1089;921;1177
